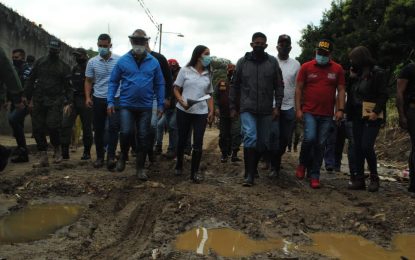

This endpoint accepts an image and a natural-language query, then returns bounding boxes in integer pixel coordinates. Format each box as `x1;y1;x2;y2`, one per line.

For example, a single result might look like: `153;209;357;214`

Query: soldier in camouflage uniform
24;37;72;167
214;64;242;163
0;46;23;171
60;48;93;160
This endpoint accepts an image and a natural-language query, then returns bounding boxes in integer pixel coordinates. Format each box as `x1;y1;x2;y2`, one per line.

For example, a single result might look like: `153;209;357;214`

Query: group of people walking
0;30;414;194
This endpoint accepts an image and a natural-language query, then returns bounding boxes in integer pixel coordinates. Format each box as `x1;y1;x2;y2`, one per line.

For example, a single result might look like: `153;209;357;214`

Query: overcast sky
2;0;332;65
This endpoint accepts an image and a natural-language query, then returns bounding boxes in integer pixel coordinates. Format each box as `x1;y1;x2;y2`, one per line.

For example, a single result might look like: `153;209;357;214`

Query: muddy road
1;128;415;259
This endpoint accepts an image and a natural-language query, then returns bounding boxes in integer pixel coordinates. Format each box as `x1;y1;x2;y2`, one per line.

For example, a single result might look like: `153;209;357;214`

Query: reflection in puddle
303;233;415;260
0;204;84;243
175;227;283;257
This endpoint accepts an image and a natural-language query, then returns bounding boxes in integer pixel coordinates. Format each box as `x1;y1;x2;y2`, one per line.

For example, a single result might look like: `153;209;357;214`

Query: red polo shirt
297;59;345;116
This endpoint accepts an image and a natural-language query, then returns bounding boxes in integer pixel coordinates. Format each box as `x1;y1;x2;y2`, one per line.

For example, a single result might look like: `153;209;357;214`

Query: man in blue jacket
107;29;165;180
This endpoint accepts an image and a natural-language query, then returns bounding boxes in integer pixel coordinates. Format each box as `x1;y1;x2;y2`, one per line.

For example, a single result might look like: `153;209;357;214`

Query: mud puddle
0;203;84;243
175;227;283;257
302;233;415;260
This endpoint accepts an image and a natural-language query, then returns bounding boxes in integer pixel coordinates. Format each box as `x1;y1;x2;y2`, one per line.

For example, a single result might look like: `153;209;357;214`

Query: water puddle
175;228;415;259
302;232;415;260
0;204;84;243
175;227;283;257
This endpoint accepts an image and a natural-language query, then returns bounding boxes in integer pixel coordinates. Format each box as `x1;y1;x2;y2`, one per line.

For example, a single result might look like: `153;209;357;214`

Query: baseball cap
72;47;87;56
49;37;61;49
168;59;178;66
277;34;291;45
316;39;333;53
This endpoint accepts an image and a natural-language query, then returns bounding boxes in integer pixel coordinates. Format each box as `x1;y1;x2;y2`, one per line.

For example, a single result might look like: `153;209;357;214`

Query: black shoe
93;158;104;168
231;150;241;162
348;176;366;190
268;170;279;179
107;158;116;171
368;175;380;192
0;146;11;172
116;157;126;172
220;154;228;163
10;148;29;163
81;153;91;160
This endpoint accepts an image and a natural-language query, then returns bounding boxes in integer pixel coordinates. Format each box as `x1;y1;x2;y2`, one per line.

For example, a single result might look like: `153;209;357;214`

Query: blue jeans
156;108;177;152
119;108;152;156
92;97;120;159
240;112;272;152
299;113;333;179
352;119;381;177
8;105;28;149
269;108;296;169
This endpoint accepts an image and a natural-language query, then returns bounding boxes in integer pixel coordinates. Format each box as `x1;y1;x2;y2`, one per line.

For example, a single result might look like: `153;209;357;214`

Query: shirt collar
312;59;332;67
189;66;209;75
99;54;114;61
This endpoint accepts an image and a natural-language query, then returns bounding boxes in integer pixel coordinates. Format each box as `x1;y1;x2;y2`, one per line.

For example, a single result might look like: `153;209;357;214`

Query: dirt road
1;127;414;259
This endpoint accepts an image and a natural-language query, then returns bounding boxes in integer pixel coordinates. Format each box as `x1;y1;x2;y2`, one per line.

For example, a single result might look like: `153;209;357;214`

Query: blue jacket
108;51;165;110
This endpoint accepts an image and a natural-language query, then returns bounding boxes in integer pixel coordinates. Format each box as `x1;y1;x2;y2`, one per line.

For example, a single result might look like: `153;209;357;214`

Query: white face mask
132;45;146;55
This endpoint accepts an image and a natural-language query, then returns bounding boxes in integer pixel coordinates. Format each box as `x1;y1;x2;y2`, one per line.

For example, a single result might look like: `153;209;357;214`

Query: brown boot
368;174;380;192
33;151;49;168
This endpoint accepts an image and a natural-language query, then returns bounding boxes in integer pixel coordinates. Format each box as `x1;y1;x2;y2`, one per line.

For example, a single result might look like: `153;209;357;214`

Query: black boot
231;150;242;162
116;152;127;172
220;152;228;163
348;174;366;190
409;177;415;193
0;145;11;172
243;148;256;187
11;147;29;163
243;147;248;178
136;152;148;181
368;174;380;192
190;149;203;183
61;144;70;160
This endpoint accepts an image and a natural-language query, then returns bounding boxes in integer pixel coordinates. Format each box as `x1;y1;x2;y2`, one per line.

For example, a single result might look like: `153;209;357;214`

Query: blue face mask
201;55;211;67
98;47;110;57
315;54;329;65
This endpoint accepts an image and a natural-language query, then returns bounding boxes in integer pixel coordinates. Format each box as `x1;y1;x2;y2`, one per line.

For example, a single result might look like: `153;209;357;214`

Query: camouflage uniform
0;46;23;171
214;76;241;161
24;54;72;153
61;59;93;158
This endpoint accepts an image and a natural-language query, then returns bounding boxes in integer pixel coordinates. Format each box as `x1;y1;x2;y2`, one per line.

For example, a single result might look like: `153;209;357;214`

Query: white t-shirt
175;66;213;114
277;56;301;110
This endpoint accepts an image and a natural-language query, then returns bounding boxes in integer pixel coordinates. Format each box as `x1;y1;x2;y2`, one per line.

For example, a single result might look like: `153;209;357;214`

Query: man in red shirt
294;39;346;188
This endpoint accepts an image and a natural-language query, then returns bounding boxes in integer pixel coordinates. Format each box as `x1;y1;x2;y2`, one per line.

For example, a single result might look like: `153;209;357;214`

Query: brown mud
0;127;414;259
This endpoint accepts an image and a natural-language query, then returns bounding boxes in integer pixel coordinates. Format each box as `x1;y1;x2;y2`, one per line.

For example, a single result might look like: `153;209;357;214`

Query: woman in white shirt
173;45;214;182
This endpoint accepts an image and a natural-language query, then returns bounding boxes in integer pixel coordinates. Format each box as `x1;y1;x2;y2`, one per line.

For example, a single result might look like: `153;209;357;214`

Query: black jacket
346;67;388;121
229;52;284;115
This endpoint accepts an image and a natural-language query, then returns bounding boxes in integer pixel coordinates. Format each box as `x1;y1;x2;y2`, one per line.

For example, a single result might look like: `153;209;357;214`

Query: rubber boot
175;147;184;176
33;151;49;168
11;147;29;163
254;150;261;178
190;149;203;183
220;152;228;163
136;152;148;181
231;150;242;162
368;174;380;192
243;148;256;187
243;147;248;179
116;152;127;172
53;146;62;163
348;174;366;190
61;144;70;160
409;174;415;193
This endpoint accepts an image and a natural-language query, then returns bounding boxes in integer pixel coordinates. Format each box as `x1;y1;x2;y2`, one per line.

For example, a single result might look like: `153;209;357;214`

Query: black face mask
350;64;362;75
76;58;87;64
253;46;265;56
278;47;290;57
13;59;24;68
